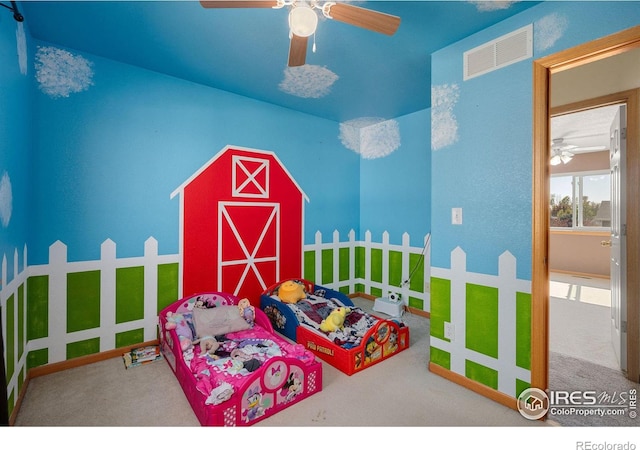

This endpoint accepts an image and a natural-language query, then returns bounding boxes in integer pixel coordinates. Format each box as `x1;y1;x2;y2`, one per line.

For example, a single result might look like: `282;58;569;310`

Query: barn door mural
172;146;307;307
218;202;280;298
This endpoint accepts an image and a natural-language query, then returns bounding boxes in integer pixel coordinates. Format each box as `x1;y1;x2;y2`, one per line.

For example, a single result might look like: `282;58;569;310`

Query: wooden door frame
532;25;640;391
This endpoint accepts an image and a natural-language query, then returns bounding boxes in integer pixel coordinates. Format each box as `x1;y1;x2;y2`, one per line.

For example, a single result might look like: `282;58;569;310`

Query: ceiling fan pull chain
312;33;316;53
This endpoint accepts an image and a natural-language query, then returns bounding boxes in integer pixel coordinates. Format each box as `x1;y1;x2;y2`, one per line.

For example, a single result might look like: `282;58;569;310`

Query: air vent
464;24;533;81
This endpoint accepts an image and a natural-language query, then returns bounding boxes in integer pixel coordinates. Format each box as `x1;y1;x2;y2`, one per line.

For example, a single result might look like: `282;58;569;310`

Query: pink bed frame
158;291;323;426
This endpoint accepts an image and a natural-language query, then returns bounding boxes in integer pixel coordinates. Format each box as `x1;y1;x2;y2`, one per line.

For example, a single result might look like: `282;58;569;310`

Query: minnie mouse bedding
159;291;323;426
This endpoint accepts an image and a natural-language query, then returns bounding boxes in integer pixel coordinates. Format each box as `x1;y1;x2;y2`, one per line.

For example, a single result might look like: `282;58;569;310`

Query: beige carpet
13;298;546;429
549;272;617;369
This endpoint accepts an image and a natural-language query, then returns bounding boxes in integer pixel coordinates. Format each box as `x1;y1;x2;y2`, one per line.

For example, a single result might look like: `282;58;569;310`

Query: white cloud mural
469;1;520;12
35;46;94;98
339;117;401;159
535;13;569;52
16;22;27;75
279;65;338;98
431;83;460;151
0;171;13;228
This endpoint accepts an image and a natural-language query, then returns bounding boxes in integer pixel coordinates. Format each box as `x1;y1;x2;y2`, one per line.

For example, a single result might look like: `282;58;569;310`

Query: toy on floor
319;307;351;333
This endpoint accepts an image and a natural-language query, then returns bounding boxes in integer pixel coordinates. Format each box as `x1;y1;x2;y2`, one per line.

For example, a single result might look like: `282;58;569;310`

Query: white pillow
193;305;251;337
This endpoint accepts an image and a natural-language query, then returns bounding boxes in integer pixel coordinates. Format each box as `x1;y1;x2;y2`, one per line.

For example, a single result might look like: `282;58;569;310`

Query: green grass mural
429;248;532;399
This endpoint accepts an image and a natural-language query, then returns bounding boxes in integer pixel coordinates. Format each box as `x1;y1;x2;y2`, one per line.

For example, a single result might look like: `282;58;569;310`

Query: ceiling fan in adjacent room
550;137;608;165
200;0;401;66
550;138;577;165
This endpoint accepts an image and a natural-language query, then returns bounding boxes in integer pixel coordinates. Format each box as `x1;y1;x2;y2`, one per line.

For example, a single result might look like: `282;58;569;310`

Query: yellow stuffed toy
278;280;306;304
320;307;351;333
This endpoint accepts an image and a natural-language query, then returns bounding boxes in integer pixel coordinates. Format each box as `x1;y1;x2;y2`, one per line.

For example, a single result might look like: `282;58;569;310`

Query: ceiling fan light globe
550;155;561;166
561;154;573;164
289;5;318;37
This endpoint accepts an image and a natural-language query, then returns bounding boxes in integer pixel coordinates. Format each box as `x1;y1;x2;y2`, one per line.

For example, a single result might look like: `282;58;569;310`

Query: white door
609;104;627;371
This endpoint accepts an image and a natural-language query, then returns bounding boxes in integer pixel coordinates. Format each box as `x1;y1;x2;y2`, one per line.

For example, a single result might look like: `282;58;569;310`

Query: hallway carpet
548;351;639;427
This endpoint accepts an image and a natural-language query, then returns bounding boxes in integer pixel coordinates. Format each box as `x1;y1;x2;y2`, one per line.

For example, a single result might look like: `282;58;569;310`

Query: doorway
548;102;622;374
531;26;640;391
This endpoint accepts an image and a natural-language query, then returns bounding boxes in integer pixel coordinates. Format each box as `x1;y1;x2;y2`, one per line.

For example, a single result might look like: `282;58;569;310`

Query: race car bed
158;291;323;426
260;279;409;376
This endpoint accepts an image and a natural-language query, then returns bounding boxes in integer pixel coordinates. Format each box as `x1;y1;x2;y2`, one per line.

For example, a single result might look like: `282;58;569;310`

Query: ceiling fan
550;138;577;165
199;0;401;67
550;137;609;165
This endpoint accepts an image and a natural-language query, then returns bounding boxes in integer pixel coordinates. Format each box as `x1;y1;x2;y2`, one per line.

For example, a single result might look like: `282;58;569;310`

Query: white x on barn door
217;201;280;296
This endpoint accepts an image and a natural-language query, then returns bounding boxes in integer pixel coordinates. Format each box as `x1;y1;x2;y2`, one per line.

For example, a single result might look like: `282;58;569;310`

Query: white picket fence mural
1;245;28;415
1;238;179;414
430;247;531;397
304;230;431;311
28;238;179;363
1;230;429;416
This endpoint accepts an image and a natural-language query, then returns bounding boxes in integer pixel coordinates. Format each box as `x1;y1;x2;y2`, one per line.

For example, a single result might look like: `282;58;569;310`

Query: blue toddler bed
260;278;409;375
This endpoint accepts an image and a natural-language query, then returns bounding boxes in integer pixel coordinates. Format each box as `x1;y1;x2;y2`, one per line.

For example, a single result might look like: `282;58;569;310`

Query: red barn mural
171;146;308;307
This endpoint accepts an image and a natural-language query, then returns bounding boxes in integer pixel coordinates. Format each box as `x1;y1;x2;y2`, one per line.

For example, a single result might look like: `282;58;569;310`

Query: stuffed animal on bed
193;336;220;357
319;307;351;333
165;312;195;351
237;298;255;325
278;280;306;304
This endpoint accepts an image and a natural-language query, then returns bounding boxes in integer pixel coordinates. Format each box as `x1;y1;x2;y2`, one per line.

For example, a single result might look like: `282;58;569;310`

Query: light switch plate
452;207;463;225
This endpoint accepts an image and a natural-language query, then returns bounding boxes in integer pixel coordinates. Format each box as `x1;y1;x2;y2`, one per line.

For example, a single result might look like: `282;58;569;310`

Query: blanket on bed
187;326;313;406
289;294;378;348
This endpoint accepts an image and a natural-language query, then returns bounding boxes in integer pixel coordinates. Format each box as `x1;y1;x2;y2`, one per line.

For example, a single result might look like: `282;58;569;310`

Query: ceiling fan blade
288;34;308;67
574;145;607;152
325;3;400;36
200;1;280;8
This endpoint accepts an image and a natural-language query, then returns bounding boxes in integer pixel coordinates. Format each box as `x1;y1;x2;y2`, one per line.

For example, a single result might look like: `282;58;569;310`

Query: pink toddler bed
158;291;323;426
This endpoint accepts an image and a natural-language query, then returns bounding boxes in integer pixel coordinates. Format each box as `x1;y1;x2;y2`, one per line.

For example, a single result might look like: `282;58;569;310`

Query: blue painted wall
359;109;431;246
428;1;640;400
431;1;640;280
28;41;365;264
0;18;31;278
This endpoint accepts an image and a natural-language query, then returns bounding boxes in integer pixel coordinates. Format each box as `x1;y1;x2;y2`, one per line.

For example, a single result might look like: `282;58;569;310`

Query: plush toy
193;336;220;357
165;311;195;351
278;280;306;304
319;307;351;333
237;298;255;325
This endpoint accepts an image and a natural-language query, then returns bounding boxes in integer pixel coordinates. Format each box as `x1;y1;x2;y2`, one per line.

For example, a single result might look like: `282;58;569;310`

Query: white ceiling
550;46;640;155
551;104;619;154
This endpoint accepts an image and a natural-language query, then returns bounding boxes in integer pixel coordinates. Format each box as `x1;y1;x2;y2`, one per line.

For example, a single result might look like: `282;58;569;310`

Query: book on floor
123;345;162;369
